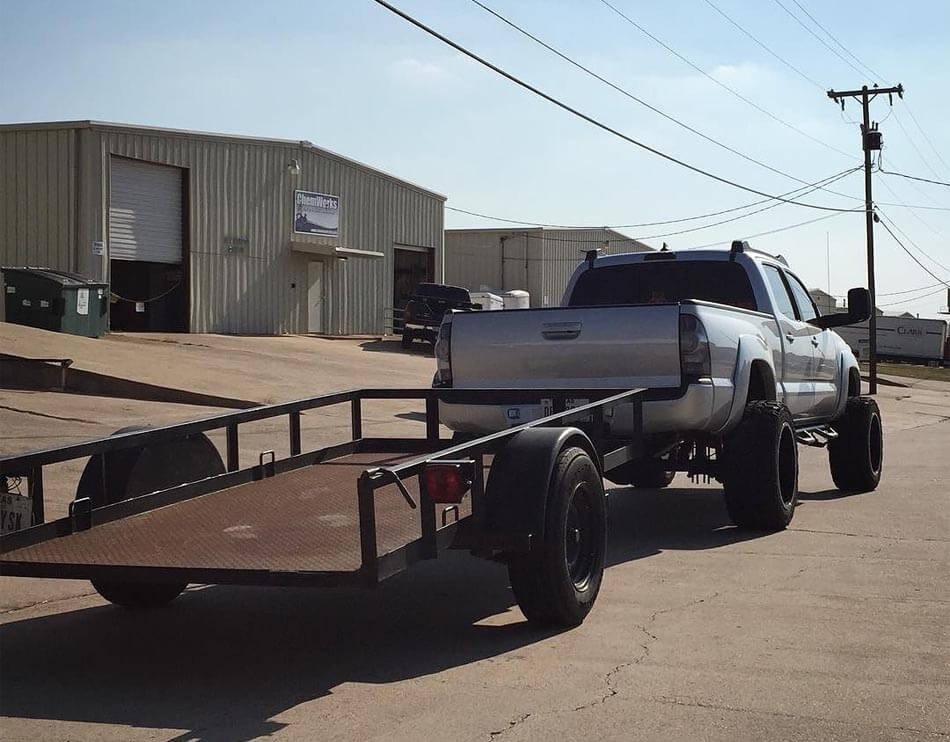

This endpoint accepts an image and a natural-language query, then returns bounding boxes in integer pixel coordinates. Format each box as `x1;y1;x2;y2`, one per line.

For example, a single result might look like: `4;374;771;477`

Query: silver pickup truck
434;241;884;531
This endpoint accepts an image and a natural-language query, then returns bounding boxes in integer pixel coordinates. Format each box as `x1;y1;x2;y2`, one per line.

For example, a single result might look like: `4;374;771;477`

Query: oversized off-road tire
78;425;223;609
91;580;185;610
828;396;883;493
401;330;414;349
607;460;675;488
508;447;607;627
721;401;798;531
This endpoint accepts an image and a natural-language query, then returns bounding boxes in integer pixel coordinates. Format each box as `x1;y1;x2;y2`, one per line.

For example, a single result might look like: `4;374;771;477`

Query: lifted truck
0;387;646;627
435;241;885;531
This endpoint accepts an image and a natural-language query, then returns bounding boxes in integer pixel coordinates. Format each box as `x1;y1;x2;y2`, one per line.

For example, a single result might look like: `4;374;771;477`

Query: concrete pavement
0;331;948;741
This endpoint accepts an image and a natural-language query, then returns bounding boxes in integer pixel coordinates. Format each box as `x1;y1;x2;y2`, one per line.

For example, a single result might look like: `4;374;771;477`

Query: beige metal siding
1;121;444;335
445;228;650;307
0;128;77;272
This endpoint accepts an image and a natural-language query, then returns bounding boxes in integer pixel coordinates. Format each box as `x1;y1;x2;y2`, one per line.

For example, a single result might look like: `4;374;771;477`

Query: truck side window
763;265;797;319
784;271;819;322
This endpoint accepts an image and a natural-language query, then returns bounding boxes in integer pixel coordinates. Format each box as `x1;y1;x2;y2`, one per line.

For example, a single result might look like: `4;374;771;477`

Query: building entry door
308;261;326;334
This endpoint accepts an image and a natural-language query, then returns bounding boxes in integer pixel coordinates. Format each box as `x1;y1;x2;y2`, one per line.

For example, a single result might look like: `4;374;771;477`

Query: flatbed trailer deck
1;387;645;626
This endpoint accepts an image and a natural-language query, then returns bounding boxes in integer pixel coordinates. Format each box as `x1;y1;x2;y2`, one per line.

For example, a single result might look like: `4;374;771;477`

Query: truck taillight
680;314;711;379
434;319;452;387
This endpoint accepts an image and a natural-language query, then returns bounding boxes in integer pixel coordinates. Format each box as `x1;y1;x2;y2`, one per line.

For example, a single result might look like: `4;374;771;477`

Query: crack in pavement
0;404;99;424
1;590;99;615
484;592;723;738
649;695;950;738
487;712;531;739
789;527;950;544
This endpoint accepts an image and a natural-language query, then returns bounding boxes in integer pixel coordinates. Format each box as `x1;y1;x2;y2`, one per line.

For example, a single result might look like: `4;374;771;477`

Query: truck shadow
0;486;755;741
359;339;434;356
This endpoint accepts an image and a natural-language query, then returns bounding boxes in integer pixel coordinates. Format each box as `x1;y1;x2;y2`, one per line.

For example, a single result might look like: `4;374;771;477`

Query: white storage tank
470;291;504;311
503;290;530;310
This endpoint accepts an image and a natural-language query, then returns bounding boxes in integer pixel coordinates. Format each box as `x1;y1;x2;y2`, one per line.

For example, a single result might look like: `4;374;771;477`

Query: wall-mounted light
287;158;301;176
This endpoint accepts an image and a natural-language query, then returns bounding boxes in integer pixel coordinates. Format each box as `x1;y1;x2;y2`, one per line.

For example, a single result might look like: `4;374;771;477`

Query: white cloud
388;58;455;85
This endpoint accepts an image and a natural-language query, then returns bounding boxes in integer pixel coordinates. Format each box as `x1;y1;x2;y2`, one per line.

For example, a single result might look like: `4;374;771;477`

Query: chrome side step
796;425;839;448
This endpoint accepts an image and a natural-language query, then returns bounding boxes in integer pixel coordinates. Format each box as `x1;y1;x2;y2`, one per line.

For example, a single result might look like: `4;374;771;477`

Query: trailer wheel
92;580;185;610
77;425;224;610
720;401;798;531
828;396;883;492
607;460;675;488
508;446;606;627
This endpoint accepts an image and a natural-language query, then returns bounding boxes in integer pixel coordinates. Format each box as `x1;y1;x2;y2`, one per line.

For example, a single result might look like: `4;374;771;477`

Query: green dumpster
2;267;109;338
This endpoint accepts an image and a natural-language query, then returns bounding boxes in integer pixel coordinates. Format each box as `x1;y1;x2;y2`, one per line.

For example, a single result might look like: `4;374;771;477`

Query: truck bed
1;452;469;582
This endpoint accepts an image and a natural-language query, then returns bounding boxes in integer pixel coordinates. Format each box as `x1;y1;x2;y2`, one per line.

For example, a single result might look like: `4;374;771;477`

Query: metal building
0;120;445;335
444;228;651;307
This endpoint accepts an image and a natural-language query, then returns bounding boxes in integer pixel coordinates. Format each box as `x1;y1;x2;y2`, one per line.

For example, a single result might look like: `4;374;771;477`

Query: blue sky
2;0;948;317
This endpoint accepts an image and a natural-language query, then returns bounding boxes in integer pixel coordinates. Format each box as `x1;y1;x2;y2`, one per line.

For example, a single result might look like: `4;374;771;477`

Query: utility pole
826;83;903;395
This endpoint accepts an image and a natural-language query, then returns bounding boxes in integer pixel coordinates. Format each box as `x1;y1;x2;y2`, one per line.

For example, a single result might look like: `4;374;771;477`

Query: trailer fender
484;426;599;546
76;426;225;508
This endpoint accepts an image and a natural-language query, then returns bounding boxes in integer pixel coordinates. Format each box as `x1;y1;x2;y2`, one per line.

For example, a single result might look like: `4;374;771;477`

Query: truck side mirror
809;287;872;329
846;287;871;323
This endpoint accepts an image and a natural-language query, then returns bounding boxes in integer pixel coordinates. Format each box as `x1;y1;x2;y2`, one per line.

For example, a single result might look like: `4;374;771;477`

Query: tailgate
450;305;682;389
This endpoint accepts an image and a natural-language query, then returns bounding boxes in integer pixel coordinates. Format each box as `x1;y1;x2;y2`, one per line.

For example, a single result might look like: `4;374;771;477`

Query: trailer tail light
680;314;711;379
434;318;453;387
422;463;472;504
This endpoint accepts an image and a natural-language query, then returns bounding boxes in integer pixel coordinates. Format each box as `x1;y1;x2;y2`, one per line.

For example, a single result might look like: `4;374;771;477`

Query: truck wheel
607;460;675;488
508;447;607;627
401;330;413;349
721;401;798;531
91;580;185;610
828;397;883;493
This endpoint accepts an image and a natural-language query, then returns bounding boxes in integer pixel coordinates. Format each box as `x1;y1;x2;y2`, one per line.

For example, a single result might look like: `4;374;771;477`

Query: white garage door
109;157;184;263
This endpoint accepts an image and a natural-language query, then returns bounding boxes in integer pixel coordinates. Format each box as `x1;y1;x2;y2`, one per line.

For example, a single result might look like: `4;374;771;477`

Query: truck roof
589;247;789;269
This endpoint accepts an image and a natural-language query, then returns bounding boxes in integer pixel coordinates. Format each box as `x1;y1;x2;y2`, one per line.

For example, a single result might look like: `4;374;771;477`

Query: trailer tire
78;426;224;610
721;401;798;531
508;446;606;627
828;396;883;492
401;330;413;349
92;580;186;610
607;460;675;488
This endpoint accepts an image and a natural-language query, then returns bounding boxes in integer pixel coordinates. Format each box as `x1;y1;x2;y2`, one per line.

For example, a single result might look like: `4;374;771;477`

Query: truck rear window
567;260;758;310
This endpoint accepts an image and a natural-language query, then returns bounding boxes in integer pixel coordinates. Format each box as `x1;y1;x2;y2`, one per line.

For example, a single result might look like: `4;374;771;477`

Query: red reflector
422;465;471;504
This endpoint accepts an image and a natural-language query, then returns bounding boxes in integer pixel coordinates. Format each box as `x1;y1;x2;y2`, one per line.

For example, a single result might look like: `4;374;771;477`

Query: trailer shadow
0;485;756;740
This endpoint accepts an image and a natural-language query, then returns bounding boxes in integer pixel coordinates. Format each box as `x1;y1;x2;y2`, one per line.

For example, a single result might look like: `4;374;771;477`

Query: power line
877;210;950;274
877;286;947;308
892;108;944;181
471;0;863;199
686;208;858;249
371;0;857;212
877;281;947;297
594;0;853;159
876;211;950;286
878;168;950;188
770;0;869;80
902;102;950;178
701;0;824;90
788;0;882;81
447;167;860;230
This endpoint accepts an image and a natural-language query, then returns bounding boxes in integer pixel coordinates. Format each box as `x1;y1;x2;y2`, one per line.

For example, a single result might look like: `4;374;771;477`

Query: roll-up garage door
109;157;184;264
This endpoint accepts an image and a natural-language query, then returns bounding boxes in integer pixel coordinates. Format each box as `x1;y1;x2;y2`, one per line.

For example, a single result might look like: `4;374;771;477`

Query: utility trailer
0;387;644;627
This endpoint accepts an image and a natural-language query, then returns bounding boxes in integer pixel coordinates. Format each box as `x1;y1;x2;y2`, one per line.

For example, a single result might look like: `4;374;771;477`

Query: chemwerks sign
294;190;340;237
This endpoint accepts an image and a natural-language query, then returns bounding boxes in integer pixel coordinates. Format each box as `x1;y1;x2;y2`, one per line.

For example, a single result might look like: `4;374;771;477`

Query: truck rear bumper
440;379;731;436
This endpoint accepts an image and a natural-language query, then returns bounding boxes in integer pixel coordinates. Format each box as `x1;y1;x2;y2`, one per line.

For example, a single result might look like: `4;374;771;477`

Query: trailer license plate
1;492;32;534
